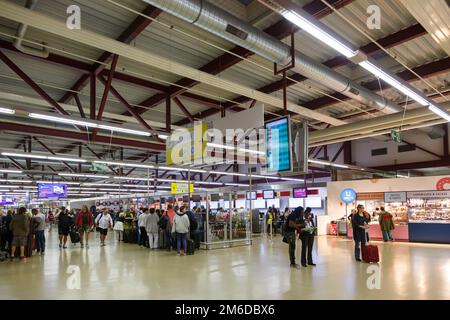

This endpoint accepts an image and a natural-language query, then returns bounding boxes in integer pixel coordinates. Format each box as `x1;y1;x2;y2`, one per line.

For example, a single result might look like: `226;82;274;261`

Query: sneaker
290;263;301;269
308;262;316;266
356;258;362;262
302;264;308;267
81;244;84;248
63;246;67;249
59;243;62;248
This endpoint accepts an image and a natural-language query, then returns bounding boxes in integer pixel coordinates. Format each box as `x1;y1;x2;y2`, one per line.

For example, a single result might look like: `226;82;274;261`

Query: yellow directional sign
171;182;194;194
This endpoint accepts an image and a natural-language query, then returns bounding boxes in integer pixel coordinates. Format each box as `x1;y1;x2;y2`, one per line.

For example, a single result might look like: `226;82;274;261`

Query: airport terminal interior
0;0;449;300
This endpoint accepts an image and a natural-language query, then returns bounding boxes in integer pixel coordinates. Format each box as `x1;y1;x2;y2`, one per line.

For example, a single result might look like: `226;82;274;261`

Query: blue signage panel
38;183;67;199
340;188;356;204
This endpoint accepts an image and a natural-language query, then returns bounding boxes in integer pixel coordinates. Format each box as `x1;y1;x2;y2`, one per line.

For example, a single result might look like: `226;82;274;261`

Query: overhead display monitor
264;116;292;173
293;187;308;198
210;193;220;201
209;202;219;209
263;190;275;199
246;191;257;200
182;195;190;203
304;196;322;208
191;195;201;202
38;183;67;199
235;199;246;208
0;196;14;205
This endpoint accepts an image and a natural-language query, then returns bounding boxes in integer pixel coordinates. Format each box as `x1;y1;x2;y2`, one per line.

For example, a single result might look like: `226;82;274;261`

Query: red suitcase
363;244;379;263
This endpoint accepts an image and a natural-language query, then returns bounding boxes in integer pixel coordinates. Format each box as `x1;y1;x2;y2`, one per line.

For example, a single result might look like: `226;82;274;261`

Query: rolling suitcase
186;239;195;255
363;244;379;263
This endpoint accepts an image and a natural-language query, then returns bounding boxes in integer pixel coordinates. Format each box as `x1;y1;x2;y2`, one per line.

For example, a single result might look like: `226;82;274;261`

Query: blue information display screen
0;196;14;205
265;117;291;172
38;183;67;199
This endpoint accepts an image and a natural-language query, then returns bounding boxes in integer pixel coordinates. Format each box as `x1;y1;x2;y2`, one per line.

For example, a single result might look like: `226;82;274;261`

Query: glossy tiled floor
1;228;449;299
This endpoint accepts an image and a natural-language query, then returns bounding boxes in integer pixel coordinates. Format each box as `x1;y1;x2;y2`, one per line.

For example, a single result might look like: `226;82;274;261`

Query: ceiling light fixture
0;107;15;114
94;161;154;169
358;61;429;106
281;10;357;58
1;152;86;163
0;169;22;173
59;173;110;179
428;104;450;122
210;171;246;177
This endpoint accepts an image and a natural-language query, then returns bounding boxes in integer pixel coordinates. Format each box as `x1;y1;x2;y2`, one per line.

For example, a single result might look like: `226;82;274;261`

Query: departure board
265;116;292;172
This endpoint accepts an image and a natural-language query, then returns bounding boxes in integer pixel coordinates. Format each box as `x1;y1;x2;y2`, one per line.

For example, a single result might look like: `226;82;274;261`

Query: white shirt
138;213;147;227
96;214;113;229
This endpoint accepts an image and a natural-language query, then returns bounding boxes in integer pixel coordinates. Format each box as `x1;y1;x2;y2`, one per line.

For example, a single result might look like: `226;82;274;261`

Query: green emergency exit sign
91;163;108;172
391;129;401;143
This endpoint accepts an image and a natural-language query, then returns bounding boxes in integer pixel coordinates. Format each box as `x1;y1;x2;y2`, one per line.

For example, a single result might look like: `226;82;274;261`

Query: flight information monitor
265;116;292;173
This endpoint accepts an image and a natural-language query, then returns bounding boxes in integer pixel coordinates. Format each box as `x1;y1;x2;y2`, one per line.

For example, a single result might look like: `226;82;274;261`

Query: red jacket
75;212;94;228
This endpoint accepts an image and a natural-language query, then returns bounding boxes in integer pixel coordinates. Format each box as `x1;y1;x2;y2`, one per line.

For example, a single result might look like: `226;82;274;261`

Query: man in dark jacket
285;207;305;269
299;208;316;267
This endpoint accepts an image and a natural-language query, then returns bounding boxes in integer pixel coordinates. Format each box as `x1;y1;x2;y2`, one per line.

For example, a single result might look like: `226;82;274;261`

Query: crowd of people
1;202;395;265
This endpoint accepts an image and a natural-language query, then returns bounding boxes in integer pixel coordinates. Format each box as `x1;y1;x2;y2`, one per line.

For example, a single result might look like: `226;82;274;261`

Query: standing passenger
145;208;160;249
352;205;370;262
172;206;190;256
32;209;46;255
379;206;394;242
10;207;30;260
75;205;94;248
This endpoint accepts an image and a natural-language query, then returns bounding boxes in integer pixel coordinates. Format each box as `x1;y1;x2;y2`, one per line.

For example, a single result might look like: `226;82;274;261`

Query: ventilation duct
13;0;49;58
143;0;444;138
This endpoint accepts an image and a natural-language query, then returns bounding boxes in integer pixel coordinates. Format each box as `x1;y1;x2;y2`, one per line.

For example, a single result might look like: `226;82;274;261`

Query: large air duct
13;0;49;58
143;0;444;138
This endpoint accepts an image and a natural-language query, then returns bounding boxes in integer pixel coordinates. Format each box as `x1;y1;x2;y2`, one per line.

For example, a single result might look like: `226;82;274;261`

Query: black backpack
188;212;198;231
158;216;169;230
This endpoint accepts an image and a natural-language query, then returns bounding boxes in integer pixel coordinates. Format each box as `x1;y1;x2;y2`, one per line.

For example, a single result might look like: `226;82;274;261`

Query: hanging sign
384;192;406;203
340;188;356;204
171;182;194;194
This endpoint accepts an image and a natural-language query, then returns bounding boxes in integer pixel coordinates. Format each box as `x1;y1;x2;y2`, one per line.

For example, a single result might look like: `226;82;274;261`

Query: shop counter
347;223;409;241
408;223;450;244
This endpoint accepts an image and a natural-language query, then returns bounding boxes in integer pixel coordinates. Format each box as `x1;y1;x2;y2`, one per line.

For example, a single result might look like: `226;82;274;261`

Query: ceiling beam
58;5;162;104
0;121;165;152
173;97;194;123
175;23;427;126
130;0;354;116
371;159;450;171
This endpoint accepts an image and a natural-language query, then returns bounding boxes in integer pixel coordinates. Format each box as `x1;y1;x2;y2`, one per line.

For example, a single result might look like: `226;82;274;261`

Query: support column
166;95;171;133
90;73;96;120
343;141;352;164
78;145;82;173
443;124;449;160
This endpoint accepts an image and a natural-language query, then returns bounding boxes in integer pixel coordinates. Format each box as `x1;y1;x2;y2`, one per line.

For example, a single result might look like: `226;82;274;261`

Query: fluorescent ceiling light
29;113;98;127
97;124;150;136
237;148;265;155
196;181;223;185
0;179;32;183
0;169;22;173
251;174;280;180
210;171;246;177
282;11;357;58
82;183;121;187
157;166;206;173
224;183;250;186
114;177;150;181
59;173;110;179
0;107;15;114
429;104;450;122
308;159;330;166
36;181;80;185
331;163;349;169
359;61;429;106
1;152;86;163
2;152;46;159
0;185;23;188
207;143;235;150
94;161;154;169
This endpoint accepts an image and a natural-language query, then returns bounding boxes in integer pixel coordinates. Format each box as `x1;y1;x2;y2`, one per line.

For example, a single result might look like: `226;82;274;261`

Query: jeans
139;227;148;246
286;232;296;264
35;230;45;253
382;230;393;241
354;239;366;260
176;232;187;254
300;232;314;265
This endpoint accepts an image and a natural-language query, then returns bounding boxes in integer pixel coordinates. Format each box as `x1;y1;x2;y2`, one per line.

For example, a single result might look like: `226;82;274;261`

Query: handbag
282;235;289;244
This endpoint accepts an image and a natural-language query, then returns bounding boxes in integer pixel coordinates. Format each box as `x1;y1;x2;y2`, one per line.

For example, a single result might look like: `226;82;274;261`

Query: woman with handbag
95;209;113;246
299;208;316;267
